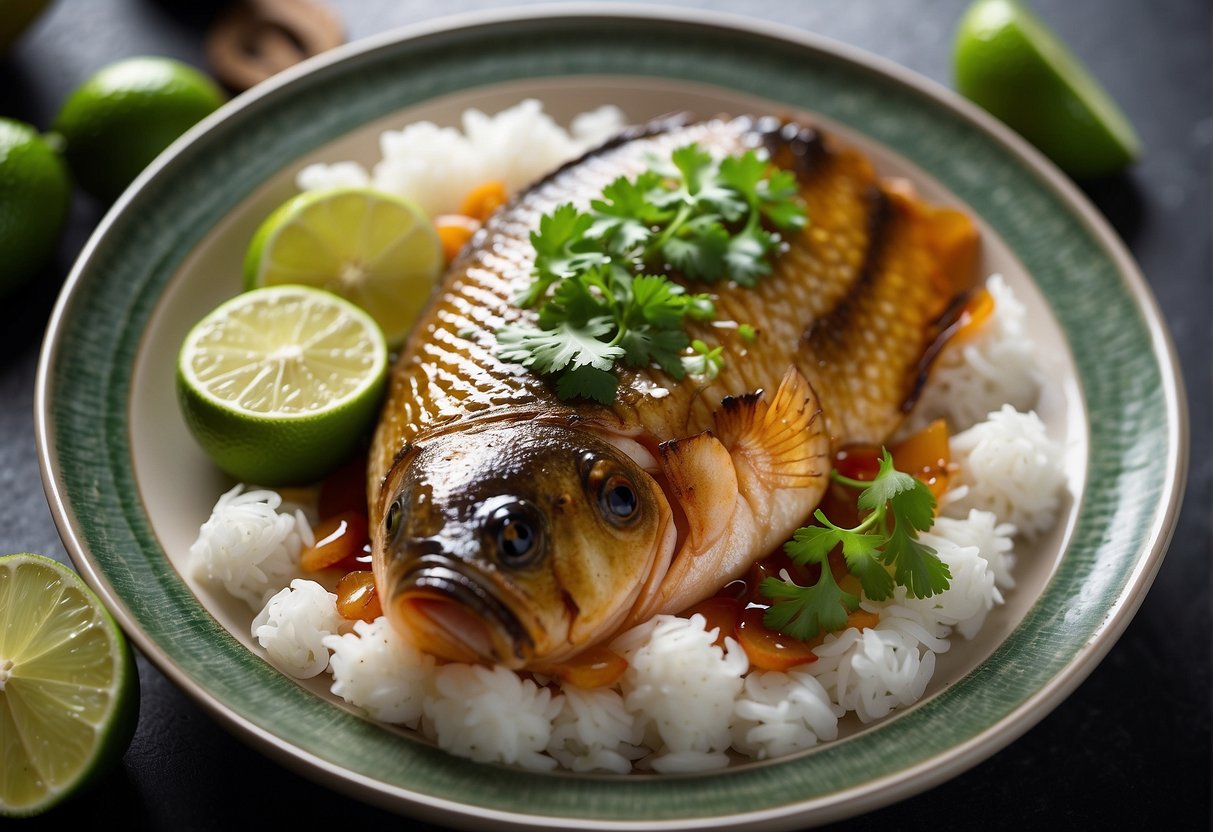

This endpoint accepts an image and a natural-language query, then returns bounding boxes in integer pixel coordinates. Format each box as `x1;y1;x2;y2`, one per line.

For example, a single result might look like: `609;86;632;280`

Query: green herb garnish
496;143;806;404
761;450;951;640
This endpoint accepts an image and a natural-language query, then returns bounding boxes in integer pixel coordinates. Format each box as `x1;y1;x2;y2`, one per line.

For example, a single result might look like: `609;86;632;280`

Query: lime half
954;0;1141;178
244;187;444;347
0;554;139;818
178;285;389;486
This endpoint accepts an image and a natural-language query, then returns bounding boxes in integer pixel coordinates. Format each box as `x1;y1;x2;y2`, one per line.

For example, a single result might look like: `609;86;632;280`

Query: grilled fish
368;114;979;670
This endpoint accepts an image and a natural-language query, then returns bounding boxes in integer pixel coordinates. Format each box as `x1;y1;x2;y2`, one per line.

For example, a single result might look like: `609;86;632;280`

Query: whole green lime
954;0;1140;179
52;56;225;202
0;118;69;295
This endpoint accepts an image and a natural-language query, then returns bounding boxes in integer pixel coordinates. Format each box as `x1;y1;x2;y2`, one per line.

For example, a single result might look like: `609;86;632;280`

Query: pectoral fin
714;366;830;490
633;367;832;623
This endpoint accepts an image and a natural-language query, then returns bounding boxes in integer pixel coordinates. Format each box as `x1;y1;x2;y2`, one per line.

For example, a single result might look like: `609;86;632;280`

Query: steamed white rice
187;101;1071;775
189;484;312;610
297;99;626;217
905;273;1042;434
325;616;433;726
251;579;344;678
944;405;1066;539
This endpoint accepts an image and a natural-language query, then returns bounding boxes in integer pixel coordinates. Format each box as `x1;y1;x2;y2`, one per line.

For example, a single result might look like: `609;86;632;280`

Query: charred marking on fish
801;185;892;351
903;288;977;415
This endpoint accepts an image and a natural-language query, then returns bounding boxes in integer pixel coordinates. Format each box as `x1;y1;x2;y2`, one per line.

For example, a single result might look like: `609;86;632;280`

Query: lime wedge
178;285;389;486
0;554;139;818
953;0;1141;178
244;187;444;346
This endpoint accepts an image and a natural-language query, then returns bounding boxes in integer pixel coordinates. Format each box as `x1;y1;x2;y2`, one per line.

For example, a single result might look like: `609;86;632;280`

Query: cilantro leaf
526;204;611;298
761;570;857;641
537;269;613;329
757;169;807;231
882;524;951;599
587;172;665;254
846;551;895;601
784;521;841;566
719;151;806;232
762;448;952;639
629;274;693;329
660;218;729;280
857;450;921;513
724;226;776;287
681;339;724;380
496;319;623;373
497;141;806;403
620;326;688;378
554;365;618;404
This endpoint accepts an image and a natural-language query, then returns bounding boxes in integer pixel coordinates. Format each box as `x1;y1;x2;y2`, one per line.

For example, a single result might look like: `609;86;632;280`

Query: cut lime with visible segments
0;554;139;818
178;285;389;486
244;187;444;346
954;0;1141;179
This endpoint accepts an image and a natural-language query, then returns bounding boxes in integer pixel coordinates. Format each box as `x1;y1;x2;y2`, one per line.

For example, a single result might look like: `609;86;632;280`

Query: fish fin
714;366;830;489
657;431;738;555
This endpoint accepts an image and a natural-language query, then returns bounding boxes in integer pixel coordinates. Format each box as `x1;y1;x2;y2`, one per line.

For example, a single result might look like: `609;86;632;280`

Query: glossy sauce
313;423;948;678
678;421;950;671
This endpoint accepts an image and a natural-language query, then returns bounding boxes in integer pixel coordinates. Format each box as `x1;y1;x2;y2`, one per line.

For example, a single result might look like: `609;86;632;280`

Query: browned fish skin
369;115;979;520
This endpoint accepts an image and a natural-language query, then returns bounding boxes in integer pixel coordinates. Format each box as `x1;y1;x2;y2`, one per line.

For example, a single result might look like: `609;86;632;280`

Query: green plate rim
34;5;1187;830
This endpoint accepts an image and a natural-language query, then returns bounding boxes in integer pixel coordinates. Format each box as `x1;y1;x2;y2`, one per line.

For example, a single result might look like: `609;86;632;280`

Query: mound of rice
906;274;1041;434
324;617;433;727
297;99;626;217
944;405;1066;539
547;686;644;774
422;664;562;771
252;579;345;678
731;670;839;759
612;614;748;772
186;99;1073;775
189;484;312;609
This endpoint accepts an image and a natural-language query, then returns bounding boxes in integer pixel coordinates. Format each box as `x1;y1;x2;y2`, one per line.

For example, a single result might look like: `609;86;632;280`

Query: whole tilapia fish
368;115;979;670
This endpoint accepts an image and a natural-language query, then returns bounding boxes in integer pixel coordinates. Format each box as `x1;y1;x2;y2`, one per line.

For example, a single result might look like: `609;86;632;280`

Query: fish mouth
392;560;533;667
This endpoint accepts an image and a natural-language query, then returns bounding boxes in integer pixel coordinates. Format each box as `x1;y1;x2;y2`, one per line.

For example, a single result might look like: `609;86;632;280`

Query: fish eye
599;475;639;526
486;502;543;568
385;500;403;540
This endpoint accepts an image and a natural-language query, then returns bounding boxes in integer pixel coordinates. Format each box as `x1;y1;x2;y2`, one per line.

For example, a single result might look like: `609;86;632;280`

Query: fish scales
367;114;978;668
371;116;971;507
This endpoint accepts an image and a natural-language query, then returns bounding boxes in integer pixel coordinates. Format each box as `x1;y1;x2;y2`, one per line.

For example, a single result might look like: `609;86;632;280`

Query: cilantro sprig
760;450;951;640
495;143;806;404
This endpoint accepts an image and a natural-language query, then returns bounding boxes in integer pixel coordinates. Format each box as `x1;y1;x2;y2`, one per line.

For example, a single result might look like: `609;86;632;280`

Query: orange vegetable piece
737;607;820;672
545;646;628;689
954;286;995;342
458;180;508;222
300;510;369;572
434;214;480;264
892;419;951;499
335;571;382;622
845;608;881;631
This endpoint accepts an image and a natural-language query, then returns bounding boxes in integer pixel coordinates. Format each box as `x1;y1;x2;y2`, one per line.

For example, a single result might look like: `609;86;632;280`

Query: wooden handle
206;0;344;91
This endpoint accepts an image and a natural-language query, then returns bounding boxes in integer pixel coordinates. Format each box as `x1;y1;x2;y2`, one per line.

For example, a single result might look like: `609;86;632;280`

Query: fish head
373;422;675;669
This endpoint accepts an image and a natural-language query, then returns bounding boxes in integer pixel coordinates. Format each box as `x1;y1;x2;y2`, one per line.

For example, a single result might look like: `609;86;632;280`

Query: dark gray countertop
2;0;1208;828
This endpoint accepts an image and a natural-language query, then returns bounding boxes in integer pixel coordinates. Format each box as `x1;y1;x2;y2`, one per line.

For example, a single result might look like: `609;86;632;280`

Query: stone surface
0;0;1207;828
